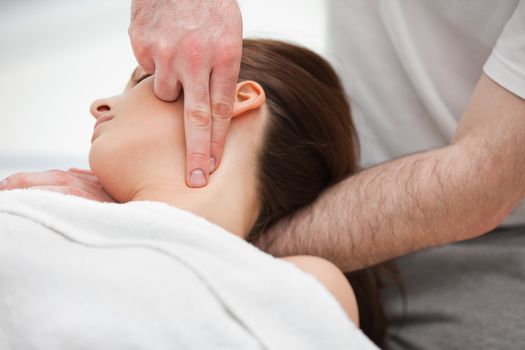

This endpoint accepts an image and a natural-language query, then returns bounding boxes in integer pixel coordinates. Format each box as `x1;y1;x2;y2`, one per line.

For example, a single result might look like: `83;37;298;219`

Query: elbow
474;201;518;236
452;144;523;240
450;191;518;242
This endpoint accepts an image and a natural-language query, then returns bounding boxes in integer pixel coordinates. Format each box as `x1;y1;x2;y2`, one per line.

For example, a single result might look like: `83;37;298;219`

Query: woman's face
89;68;187;202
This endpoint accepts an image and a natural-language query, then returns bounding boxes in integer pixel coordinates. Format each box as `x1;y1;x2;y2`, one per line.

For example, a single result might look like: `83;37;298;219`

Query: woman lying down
0;39;380;349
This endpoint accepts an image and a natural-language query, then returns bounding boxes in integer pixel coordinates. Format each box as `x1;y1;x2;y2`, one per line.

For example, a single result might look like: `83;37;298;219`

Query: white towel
0;189;377;350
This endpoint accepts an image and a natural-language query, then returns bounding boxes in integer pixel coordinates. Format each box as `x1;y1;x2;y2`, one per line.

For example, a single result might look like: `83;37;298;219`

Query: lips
94;115;114;129
91;115;114;143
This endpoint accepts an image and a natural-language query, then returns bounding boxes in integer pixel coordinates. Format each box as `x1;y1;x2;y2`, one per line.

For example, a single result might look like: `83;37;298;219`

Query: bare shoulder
280;255;359;326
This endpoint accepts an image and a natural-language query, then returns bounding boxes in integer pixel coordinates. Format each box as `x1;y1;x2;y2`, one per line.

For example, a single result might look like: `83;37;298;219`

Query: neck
129;111;264;239
131;170;259;239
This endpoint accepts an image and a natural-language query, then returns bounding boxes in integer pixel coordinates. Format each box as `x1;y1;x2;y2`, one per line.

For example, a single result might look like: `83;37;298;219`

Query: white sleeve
483;0;525;99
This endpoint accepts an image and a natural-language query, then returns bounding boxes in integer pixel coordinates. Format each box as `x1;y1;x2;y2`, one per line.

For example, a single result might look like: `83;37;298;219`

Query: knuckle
212;101;233;119
92;183;104;191
127;24;138;38
156;39;176;62
131;41;149;59
188;109;212;128
211;118;231;138
217;47;239;65
13;173;31;186
128;24;138;37
211;139;225;153
210;138;228;158
129;28;147;48
216;41;241;64
65;187;84;197
184;38;204;56
52;171;73;186
189;151;210;164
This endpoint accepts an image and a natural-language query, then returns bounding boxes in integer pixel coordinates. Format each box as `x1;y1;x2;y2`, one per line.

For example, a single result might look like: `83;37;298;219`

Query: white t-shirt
327;0;525;226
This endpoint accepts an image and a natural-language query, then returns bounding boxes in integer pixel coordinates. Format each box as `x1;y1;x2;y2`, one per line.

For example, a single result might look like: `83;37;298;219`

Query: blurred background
0;0;327;179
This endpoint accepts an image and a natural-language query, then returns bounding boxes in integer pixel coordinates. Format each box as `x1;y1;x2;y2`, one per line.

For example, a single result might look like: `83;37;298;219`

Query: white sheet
0;189;377;349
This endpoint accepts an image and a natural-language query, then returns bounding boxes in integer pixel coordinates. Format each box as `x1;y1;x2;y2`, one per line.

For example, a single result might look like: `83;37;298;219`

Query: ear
232;81;266;118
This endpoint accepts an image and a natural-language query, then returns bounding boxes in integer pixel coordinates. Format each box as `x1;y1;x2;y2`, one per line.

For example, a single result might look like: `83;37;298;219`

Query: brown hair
240;39;359;236
238;39;391;346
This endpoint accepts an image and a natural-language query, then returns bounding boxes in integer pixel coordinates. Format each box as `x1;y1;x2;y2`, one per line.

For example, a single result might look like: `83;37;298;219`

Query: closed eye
133;73;152;85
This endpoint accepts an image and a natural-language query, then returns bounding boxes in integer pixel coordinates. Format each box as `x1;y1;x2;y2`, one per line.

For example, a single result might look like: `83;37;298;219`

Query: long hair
239;39;393;346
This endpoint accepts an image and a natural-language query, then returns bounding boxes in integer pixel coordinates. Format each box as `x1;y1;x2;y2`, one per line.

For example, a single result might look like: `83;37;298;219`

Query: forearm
258;74;525;271
259;75;525;272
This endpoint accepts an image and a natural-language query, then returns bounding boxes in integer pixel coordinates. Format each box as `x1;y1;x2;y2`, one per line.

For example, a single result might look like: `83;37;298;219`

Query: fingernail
0;179;7;190
209;157;216;173
189;169;206;188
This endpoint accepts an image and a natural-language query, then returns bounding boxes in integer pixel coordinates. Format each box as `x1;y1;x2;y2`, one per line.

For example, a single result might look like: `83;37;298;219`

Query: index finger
183;72;213;188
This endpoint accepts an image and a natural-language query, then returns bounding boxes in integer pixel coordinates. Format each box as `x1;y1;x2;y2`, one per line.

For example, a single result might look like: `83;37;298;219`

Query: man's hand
129;0;243;188
0;168;117;203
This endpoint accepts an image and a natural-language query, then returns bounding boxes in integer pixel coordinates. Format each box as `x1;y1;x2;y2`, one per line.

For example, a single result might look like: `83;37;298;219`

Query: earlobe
232;81;266;118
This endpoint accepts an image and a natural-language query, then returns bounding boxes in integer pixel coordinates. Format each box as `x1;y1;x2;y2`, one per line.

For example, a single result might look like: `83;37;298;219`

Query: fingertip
153;67;181;102
188;168;208;188
154;81;177;102
209;127;228;175
172;81;183;101
209;156;217;173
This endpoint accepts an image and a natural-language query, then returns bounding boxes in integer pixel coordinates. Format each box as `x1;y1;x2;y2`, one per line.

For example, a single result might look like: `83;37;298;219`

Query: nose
90;96;118;119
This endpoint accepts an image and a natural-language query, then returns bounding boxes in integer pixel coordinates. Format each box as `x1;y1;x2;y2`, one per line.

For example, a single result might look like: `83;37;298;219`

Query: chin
88;144;127;203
